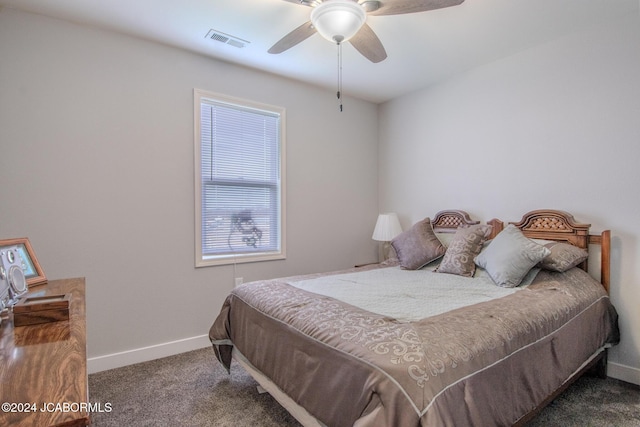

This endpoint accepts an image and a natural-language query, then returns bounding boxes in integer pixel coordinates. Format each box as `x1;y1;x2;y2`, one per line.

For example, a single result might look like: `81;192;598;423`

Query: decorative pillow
538;242;588;272
435;232;456;247
435;224;492;277
391;218;446;270
474;224;551;288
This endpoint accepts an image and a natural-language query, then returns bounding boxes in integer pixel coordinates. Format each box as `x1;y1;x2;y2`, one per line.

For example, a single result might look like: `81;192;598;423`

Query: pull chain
337;41;343;112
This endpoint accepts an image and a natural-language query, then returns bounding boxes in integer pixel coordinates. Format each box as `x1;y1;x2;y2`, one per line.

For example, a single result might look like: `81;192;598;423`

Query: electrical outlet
234;277;243;287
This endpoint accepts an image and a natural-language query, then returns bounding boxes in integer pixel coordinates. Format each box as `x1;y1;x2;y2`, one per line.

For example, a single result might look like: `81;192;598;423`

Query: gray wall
378;14;640;384
0;8;379;368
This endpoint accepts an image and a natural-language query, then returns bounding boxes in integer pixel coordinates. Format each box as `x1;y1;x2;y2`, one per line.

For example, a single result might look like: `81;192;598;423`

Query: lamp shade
372;213;402;242
310;0;366;44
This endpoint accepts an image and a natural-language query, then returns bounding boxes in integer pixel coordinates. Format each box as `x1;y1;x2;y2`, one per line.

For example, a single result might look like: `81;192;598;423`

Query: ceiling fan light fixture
311;0;366;44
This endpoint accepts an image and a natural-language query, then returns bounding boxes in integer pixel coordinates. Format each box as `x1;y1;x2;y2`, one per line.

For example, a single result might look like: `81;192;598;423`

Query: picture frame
0;238;47;287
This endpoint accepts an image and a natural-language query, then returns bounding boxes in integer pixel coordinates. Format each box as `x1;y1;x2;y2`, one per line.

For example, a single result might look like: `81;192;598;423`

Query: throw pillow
538;242;589;272
391;218;446;270
436;224;493;277
474;224;551;287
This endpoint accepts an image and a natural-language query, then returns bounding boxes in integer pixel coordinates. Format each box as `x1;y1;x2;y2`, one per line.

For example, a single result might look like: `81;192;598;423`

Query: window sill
196;252;286;267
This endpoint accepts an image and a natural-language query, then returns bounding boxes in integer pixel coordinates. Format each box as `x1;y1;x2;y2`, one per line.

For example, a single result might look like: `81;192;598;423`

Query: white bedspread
289;264;538;322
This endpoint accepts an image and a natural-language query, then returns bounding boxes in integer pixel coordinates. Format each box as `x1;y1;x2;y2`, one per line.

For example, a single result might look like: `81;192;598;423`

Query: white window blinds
195;90;285;266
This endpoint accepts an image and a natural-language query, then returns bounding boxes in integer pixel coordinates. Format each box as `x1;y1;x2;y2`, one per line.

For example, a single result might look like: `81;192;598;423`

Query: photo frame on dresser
0;238;47;287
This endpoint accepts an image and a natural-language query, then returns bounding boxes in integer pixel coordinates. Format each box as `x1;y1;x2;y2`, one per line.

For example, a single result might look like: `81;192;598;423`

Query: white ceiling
1;0;637;103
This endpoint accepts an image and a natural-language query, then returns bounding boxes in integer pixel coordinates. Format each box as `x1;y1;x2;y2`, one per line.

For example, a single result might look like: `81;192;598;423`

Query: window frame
194;89;286;267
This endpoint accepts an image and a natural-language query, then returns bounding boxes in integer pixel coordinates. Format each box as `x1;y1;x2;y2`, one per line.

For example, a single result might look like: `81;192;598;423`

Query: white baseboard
607;361;640;386
87;334;211;374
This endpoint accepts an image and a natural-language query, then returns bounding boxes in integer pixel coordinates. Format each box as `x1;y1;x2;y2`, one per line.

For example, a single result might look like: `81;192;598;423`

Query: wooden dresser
0;277;89;427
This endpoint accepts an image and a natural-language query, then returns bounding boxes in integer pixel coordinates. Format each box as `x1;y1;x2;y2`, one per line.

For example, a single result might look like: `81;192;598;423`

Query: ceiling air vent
205;29;250;48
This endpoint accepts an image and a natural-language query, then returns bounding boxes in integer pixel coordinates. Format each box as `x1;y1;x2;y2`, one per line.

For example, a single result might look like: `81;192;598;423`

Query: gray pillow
391;218;446;270
474;224;551;287
538;242;588;272
436;224;492;277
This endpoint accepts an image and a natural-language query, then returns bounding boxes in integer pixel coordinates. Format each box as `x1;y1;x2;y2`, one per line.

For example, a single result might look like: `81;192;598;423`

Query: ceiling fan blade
349;23;387;63
368;0;465;16
268;21;317;54
280;0;315;6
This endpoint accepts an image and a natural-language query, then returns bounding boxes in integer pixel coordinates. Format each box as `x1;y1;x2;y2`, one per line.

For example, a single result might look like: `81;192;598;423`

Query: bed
209;209;619;426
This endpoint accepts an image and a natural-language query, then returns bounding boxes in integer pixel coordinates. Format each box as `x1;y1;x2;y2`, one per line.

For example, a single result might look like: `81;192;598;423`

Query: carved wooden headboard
432;210;479;233
487;210;611;293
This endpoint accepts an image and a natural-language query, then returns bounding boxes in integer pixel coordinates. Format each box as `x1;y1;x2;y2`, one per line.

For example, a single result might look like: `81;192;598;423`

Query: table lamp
372;213;402;261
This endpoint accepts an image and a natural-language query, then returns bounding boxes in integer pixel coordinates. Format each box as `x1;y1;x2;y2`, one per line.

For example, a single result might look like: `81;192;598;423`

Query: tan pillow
436;224;493;277
391;218;446;270
538;242;588;272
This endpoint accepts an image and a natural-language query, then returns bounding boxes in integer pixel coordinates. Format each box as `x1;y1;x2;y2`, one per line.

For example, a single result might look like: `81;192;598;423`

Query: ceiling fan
269;0;466;63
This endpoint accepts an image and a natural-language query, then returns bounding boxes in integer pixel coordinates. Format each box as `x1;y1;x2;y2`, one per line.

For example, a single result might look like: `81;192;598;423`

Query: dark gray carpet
89;347;640;426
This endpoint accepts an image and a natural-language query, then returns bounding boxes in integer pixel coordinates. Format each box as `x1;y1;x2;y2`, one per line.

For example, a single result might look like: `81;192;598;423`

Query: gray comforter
209;266;619;427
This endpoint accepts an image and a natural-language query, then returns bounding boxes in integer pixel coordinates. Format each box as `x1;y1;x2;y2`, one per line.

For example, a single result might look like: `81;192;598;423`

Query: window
194;89;286;266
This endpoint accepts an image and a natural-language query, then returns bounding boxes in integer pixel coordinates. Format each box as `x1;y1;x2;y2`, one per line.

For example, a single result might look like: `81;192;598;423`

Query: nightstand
0;277;89;427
